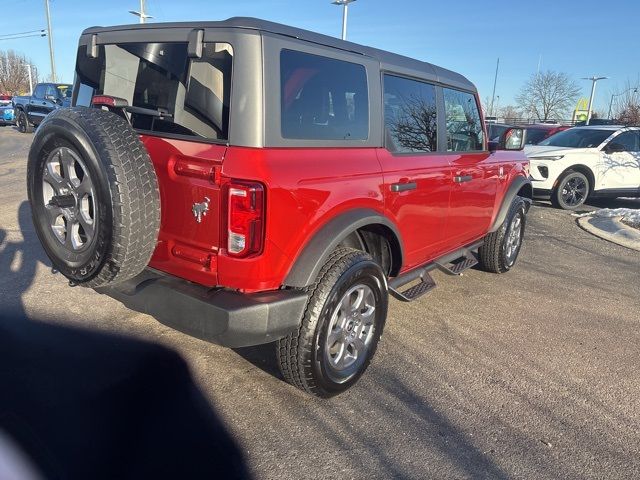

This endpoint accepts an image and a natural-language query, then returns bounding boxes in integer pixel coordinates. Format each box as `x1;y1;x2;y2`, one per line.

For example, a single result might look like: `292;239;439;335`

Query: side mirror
604;143;625;154
44;94;56;102
489;127;526;152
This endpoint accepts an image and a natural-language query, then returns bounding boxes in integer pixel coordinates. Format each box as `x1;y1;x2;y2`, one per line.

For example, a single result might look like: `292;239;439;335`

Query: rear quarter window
280;49;369;141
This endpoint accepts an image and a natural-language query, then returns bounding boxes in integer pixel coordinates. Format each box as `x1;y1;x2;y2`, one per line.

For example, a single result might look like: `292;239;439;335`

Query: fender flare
283;208;404;288
489;176;532;232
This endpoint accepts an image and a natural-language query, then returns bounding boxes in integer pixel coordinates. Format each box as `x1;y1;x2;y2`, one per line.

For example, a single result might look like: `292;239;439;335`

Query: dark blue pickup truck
12;83;72;133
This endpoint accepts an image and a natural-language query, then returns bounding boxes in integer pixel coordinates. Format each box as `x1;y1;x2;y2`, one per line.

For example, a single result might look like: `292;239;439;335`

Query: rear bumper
96;269;308;348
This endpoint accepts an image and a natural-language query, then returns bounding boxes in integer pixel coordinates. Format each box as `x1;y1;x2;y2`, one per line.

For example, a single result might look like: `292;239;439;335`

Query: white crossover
525;126;640;209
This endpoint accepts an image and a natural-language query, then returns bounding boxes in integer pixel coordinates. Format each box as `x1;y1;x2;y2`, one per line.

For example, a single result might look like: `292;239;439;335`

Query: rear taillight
227;182;264;257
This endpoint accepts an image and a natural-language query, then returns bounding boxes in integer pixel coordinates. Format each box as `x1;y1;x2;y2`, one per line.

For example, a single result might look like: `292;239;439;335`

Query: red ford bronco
27;18;531;397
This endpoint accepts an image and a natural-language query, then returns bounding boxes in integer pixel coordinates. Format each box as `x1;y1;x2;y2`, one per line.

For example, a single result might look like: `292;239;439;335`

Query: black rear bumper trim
96;270;308;348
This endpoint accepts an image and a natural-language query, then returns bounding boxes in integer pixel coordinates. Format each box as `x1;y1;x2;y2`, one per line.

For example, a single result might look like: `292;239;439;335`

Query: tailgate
144;135;226;286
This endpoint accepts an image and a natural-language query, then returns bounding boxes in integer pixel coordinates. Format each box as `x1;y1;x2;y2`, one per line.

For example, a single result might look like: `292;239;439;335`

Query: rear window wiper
125;105;173;119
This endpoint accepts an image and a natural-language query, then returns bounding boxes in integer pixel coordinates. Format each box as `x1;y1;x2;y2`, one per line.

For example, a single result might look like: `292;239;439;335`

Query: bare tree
516;70;580;121
387;95;438;152
0;50;39;95
611;80;640;125
499;104;521;122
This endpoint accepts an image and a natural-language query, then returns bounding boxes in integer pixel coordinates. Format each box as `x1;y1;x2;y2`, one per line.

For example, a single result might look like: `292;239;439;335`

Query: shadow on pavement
0;201;50;318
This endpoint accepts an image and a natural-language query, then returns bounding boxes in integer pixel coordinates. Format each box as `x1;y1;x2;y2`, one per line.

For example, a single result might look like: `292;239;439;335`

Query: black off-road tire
277;248;388;397
551;170;590;210
478;196;527;274
17;110;33;133
27;107;160;288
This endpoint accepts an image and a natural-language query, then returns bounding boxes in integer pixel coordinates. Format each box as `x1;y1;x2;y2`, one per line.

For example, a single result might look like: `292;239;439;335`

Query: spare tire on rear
27;107;160;288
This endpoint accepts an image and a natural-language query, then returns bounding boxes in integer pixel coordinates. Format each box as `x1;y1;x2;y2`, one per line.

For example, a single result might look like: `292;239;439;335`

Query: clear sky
3;0;639;113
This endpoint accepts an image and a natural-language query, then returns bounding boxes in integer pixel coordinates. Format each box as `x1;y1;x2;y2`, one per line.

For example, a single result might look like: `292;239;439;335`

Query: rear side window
609;131;640;152
74;42;233;142
280;49;368;140
33;84;46;99
443;88;484;152
383;74;437;153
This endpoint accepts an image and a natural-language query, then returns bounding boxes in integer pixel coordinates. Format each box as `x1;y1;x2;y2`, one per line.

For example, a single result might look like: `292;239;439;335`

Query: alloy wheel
561;176;587;207
324;283;377;383
41;147;96;252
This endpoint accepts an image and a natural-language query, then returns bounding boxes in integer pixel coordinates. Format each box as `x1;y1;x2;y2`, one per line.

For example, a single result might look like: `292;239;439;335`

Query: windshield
74;42;233;142
538;128;612;148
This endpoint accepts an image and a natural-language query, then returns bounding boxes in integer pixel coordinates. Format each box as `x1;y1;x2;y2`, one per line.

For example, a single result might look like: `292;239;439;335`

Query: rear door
441;88;499;248
28;84;48;123
377;74;452;270
599;130;640;190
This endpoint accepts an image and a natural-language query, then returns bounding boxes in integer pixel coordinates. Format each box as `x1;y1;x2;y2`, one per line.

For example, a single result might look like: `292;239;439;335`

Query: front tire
478;196;527;273
277;248;388;397
17;110;33;133
551;171;589;210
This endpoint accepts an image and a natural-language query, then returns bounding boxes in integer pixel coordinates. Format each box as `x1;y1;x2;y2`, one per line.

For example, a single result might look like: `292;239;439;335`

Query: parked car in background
0;94;12;106
489;122;571;145
12;83;72;133
487;122;515;142
0;103;15;125
523;124;570;145
526;125;640;209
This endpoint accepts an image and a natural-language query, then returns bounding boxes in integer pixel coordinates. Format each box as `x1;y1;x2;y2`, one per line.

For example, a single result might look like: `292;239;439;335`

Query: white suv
525;126;640;209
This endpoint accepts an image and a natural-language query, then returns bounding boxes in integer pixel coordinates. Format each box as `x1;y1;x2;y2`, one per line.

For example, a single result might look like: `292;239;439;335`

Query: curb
577;215;640;252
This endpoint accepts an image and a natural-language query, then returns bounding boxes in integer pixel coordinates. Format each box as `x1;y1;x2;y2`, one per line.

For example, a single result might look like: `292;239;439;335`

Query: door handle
390;182;417;192
454;175;473;183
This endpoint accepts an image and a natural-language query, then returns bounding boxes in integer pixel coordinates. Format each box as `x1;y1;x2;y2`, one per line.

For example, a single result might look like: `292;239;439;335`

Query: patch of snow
573;208;640;228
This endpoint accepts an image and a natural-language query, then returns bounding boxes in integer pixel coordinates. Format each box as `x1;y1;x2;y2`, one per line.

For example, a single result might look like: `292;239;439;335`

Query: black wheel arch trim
283;209;404;288
489;176;532;233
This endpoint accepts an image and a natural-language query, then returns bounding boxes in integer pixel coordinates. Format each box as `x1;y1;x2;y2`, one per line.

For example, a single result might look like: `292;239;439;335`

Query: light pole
26;64;33;95
489;57;499;116
129;0;153;24
44;0;56;82
332;0;356;41
582;76;607;125
608;87;638;119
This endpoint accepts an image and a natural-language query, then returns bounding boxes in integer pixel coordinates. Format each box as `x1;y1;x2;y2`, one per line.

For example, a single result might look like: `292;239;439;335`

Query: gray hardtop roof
82;17;475;92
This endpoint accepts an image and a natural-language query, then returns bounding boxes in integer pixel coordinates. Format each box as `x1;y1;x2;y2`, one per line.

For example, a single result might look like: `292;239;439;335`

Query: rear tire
551;171;589;210
478;196;527;274
277;248;388;397
27;107;160;288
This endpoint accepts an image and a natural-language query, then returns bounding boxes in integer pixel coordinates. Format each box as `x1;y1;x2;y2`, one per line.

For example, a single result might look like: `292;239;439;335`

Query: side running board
388;241;483;302
436;252;478;276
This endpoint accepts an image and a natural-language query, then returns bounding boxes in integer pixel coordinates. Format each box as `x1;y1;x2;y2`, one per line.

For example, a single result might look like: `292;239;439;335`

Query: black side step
387;240;484;303
436;253;478;276
389;272;436;302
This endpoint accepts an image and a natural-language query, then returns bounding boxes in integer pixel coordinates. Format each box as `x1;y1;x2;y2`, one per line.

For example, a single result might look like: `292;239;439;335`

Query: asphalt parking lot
1;125;639;479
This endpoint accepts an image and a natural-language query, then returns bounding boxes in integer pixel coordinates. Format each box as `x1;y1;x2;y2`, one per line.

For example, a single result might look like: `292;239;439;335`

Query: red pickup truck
27;18;531;397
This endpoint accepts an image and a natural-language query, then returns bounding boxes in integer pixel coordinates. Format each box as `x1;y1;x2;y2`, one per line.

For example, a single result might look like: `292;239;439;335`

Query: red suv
27;18;531;397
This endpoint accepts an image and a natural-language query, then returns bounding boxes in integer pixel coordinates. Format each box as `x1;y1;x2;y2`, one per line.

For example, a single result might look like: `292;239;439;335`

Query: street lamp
44;0;56;82
608;87;638;119
332;0;356;41
25;64;33;95
129;0;153;23
582;76;607;125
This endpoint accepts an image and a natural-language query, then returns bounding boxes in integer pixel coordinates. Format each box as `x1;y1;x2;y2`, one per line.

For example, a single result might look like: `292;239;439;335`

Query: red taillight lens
227;182;264;257
90;95;128;108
